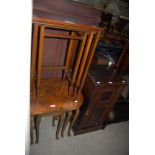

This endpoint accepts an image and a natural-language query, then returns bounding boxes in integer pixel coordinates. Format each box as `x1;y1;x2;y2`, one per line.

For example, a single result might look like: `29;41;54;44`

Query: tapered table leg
61;111;72;137
34;115;41;144
68;109;79;136
30;116;34;145
52;116;59;127
56;113;65;139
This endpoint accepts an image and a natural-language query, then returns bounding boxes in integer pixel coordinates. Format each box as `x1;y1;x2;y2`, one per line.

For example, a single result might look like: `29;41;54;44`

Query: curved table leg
68;109;79;136
61;111;72;137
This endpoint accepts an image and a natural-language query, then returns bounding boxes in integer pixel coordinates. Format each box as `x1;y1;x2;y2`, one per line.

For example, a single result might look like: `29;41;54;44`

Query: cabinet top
88;65;127;86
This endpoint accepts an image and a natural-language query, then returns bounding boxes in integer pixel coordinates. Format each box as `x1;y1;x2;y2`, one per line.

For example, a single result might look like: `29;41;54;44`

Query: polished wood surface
31;78;83;143
69;32;87;94
33;17;103;32
33;0;102;26
31;24;39;98
75;32;94;89
45;34;82;40
63;31;75;81
33;0;103;81
31;78;83;115
30;17;103;143
37;25;45;94
78;32;101;94
32;17;103;80
32;17;103;96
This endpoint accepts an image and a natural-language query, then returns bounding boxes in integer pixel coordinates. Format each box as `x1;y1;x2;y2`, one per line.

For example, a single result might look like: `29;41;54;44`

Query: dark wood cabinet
73;65;127;135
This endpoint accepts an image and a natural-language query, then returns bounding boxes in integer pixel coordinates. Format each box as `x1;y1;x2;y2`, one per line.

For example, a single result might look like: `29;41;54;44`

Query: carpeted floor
30;117;129;155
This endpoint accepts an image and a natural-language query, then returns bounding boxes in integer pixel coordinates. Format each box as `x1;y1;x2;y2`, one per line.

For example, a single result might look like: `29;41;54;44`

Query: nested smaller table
30;78;83;144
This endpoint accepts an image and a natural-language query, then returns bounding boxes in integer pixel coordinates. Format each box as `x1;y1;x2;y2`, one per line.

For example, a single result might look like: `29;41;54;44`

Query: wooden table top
31;78;83;115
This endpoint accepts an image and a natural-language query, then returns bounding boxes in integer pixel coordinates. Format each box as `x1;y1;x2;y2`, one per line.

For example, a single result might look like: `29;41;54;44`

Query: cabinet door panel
97;85;120;106
86;107;106;127
100;91;113;101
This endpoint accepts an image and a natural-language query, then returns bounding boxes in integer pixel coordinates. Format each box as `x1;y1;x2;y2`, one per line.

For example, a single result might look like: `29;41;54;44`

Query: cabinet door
86;85;124;127
86;107;107;127
97;85;122;107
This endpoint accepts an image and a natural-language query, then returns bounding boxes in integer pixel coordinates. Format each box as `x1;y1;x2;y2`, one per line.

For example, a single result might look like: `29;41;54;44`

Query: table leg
34;115;41;144
61;111;72;137
30;116;34;145
68;109;79;136
52;116;58;127
56;113;65;139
